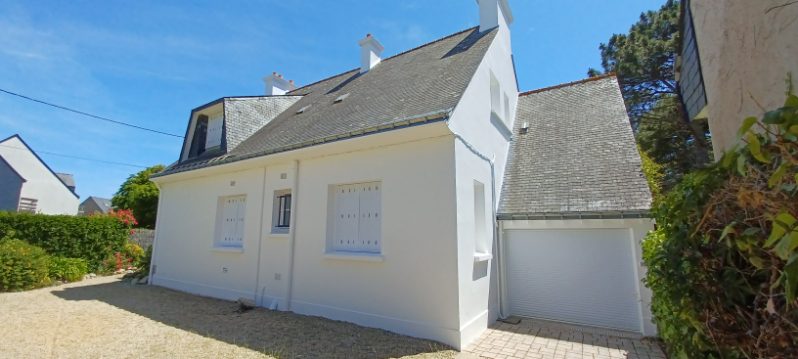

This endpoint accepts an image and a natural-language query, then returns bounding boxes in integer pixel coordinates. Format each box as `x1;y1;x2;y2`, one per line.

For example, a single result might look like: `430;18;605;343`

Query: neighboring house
676;0;798;159
79;196;112;215
0;135;79;215
150;0;655;349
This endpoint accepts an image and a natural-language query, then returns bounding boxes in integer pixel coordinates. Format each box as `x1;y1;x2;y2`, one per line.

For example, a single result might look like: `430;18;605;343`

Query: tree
112;165;164;229
589;0;711;188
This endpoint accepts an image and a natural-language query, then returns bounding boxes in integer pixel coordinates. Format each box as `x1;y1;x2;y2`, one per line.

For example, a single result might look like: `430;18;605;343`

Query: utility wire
0;144;148;168
0;88;184;138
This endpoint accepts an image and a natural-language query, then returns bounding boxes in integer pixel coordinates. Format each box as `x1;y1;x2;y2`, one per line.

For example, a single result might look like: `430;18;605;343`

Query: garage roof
498;75;652;219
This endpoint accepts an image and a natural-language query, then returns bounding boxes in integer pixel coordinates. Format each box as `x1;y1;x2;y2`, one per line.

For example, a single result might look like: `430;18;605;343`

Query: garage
504;228;642;332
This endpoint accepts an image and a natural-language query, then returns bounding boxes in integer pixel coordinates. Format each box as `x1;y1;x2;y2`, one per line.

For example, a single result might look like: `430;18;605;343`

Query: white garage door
505;229;641;332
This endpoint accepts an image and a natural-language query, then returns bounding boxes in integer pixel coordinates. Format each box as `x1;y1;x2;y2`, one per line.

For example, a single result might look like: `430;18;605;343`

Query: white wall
446;18;518;347
152;123;467;348
0;136;78;215
500;218;657;336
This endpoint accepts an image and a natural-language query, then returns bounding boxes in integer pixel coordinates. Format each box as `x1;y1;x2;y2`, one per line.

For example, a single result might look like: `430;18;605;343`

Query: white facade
150;0;655;350
0;135;79;215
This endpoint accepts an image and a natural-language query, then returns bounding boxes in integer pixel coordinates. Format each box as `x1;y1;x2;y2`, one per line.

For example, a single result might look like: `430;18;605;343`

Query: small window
503;93;511;126
18;197;38;213
329;182;382;254
489;71;501;119
272;190;292;233
473;180;488;253
215;195;246;248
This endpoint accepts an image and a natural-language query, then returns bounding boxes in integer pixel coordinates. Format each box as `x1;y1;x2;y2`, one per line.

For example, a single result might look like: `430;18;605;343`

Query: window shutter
205;115;223;149
333;184;360;252
357;182;381;252
222;197;237;244
234;197;246;244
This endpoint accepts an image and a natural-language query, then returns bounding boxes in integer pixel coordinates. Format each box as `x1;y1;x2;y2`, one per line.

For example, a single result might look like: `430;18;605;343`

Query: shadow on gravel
53;280;453;359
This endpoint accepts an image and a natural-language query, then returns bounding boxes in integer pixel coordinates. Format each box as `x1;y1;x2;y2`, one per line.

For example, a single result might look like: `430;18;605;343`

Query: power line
0;144;148;168
0;88;184;138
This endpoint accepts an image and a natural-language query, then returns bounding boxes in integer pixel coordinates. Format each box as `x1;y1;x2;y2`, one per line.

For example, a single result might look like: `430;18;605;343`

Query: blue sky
0;0;665;199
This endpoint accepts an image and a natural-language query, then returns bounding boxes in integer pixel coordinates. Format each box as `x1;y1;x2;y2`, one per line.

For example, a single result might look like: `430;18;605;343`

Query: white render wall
447;17;518;347
0;136;78;215
151;125;466;348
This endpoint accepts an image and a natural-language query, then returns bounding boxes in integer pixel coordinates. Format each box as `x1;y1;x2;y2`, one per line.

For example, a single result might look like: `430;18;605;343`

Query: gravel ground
0;276;456;359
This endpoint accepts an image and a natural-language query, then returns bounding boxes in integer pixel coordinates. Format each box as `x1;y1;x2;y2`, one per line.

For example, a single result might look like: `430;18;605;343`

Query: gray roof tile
498;75;652;218
159;27;496;176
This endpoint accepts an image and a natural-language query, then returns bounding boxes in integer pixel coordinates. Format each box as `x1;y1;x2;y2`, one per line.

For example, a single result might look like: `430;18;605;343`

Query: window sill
212;246;244;253
474;252;493;262
323;252;384;263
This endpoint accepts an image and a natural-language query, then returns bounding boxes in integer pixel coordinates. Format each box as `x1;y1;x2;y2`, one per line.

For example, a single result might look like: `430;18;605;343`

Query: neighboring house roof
0;154;26;182
0;134;80;199
159;26;497;176
498;75;652;219
81;196;112;213
56;173;76;190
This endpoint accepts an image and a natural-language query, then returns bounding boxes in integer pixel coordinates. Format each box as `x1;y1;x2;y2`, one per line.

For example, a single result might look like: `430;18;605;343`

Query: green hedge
0;212;127;271
0;239;51;291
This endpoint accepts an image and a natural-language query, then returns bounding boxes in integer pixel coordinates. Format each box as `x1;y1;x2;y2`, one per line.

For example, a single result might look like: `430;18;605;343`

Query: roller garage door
505;228;642;332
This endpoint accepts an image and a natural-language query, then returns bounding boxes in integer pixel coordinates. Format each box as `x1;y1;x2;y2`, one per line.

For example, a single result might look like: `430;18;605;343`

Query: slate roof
56;173;75;190
223;96;302;151
498;75;652;219
159;26;497;176
83;196;112;213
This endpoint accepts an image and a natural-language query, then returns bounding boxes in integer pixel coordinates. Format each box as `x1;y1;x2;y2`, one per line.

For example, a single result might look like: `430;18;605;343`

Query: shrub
123;242;145;267
48;257;88;282
0;239;51;291
0;212;128;271
643;93;798;358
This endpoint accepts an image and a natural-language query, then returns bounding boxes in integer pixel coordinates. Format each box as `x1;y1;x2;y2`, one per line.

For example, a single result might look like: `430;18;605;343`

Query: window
473;180;488;253
216;195;246;248
490;71;501;120
503;93;511;126
205;114;223;149
330;182;381;253
271;190;292;233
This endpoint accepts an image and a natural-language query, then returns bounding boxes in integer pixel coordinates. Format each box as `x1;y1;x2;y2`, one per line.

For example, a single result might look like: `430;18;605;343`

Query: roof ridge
287;26;479;95
519;73;617;97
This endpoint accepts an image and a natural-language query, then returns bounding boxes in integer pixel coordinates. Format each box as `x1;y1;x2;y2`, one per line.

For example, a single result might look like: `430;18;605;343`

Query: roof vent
358;34;384;74
264;72;296;95
334;93;350;103
296;104;311;114
519;121;529;134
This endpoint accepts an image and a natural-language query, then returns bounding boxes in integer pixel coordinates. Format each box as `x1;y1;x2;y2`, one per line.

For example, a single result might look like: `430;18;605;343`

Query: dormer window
187;111;224;159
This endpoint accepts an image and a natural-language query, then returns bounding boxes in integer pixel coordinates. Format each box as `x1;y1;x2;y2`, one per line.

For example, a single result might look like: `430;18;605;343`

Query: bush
643;93;798;358
0;239;51;291
49;257;88;282
0;212;128;271
123;242;145;267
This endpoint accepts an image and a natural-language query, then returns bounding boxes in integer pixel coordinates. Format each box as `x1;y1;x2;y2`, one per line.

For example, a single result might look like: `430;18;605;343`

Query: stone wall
691;0;798;158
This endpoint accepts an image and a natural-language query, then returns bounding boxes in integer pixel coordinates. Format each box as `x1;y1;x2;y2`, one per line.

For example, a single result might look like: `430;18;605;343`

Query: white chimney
477;0;514;32
263;72;295;95
358;34;384;74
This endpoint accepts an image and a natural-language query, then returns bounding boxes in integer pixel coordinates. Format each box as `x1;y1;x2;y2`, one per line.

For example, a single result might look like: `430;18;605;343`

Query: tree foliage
590;0;711;188
643;93;798;358
111;165;164;229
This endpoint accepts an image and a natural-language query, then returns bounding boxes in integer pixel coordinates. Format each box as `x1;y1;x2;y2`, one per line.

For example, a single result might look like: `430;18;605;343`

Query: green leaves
737;116;758;138
745;132;770;163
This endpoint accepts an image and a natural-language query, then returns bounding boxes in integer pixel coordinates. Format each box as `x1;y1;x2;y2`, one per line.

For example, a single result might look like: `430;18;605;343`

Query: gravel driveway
0;276;455;359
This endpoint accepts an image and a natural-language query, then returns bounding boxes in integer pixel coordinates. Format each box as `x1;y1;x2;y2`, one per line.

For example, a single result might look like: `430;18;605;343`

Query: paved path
464;318;666;359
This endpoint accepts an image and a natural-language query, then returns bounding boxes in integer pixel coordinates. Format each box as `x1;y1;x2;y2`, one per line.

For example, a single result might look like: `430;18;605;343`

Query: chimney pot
358;33;384;74
263;72;296;95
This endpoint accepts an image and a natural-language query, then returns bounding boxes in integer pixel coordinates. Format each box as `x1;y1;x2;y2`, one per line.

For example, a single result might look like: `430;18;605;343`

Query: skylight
296;105;311;114
334;93;350;103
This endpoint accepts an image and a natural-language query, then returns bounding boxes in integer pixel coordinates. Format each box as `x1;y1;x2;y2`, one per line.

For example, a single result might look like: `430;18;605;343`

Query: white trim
473;252;493;262
459;309;489;350
323;252;385;263
290;299;461;349
152;275;253;302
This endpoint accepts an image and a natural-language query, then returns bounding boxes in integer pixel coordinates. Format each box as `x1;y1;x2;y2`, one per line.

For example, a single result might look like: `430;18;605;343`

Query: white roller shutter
505;228;641;332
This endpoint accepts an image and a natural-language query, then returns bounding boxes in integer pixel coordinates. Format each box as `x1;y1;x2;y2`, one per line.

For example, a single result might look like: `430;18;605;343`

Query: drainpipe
496;220;508;319
253;167;268;306
451;133;507;320
285;160;300;310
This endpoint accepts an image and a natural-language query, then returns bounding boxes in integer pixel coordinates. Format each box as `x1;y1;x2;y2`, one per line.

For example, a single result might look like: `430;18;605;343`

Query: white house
0;134;80;215
150;0;655;350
